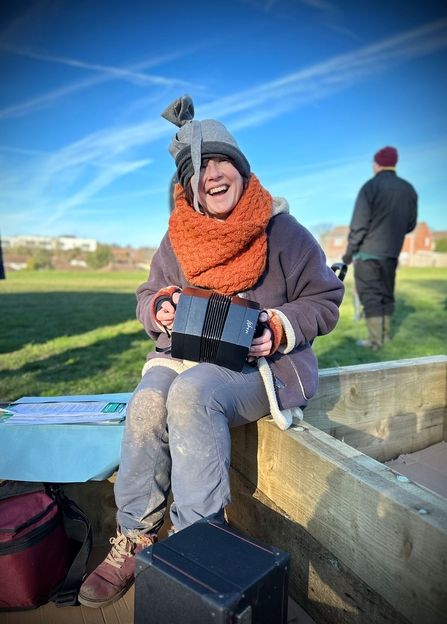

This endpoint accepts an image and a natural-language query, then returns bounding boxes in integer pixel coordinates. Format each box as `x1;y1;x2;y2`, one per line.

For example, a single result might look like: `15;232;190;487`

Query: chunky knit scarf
169;175;272;295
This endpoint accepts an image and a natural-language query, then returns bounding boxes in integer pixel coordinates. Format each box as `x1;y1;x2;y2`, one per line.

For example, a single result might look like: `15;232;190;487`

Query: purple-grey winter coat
136;199;344;429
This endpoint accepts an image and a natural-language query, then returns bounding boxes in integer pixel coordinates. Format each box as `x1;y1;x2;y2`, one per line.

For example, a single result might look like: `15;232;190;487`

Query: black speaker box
134;517;290;624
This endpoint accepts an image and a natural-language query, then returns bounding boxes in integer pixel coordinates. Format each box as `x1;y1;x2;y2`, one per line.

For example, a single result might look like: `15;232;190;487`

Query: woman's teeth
209;185;228;196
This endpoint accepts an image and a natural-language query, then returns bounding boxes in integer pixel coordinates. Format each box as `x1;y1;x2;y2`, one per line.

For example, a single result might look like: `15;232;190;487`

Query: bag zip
0;499;58;535
0;512;62;556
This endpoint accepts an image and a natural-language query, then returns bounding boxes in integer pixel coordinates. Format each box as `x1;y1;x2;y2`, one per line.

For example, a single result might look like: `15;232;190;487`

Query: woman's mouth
208;185;229;197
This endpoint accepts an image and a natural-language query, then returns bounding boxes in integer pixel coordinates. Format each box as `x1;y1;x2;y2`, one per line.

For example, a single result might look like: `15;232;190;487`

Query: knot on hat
374;146;398;167
161;94;251;213
161;94;194;127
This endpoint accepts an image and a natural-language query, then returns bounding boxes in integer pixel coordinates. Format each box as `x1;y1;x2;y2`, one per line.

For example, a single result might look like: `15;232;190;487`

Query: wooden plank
318;410;444;464
0;586;134;624
227;467;410;624
304;356;447;461
230;417;447;624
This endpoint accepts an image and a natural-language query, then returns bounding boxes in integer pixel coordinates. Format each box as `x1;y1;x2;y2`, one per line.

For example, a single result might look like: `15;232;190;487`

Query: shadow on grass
0;291;138;354
0;329;151;400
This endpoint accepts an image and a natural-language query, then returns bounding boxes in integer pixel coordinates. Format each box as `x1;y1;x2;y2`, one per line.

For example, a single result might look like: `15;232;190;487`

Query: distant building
321;222;434;266
2;235;97;252
3;256;28;271
399;222;433;264
320;226;349;259
104;246;156;271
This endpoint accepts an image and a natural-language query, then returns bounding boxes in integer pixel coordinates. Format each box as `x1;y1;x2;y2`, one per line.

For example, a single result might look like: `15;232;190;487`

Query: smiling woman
78;94;345;610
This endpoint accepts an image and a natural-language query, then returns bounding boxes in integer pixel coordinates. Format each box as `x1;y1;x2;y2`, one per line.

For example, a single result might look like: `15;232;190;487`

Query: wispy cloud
0;0;58;44
239;0;336;15
196;18;447;130
0;42;194;87
44;158;153;225
0;144;51;157
266;139;447;231
0;47;204;120
299;0;336;13
3;18;447;238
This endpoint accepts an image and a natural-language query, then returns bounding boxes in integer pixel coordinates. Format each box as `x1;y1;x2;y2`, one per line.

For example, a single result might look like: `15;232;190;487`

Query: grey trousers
115;362;271;538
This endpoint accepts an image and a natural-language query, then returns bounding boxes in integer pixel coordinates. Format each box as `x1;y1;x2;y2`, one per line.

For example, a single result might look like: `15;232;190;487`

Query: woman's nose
206;160;222;178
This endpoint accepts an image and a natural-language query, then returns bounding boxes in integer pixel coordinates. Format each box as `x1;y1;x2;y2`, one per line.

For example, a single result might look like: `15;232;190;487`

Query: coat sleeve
406;187;418;233
136;233;185;340
268;218;345;350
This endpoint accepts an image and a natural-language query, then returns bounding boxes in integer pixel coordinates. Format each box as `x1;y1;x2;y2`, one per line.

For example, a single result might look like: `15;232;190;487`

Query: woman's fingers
156;301;176;328
258;311;269;323
248;327;272;358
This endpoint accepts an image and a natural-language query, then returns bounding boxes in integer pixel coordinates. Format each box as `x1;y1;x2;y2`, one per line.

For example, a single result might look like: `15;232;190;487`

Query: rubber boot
356;316;383;350
383;315;392;344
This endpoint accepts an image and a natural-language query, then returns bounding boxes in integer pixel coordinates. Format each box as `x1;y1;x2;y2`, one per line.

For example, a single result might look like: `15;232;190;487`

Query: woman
79;95;344;608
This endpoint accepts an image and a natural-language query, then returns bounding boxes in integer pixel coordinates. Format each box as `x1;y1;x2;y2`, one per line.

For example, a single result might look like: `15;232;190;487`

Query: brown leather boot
356;316;383;351
78;529;156;608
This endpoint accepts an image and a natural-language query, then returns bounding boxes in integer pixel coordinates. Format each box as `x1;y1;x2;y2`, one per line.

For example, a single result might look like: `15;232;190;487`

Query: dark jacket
136;201;344;430
345;170;417;260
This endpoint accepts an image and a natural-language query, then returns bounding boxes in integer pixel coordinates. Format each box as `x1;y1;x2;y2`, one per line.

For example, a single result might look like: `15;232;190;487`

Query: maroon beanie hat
374;146;398;167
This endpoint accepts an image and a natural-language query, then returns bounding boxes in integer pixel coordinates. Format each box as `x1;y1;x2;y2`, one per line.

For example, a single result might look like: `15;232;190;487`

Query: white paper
3;401;126;425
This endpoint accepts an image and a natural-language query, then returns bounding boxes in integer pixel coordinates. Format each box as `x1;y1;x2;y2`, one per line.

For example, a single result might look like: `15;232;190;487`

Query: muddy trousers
354;257;398;318
114;362;270;539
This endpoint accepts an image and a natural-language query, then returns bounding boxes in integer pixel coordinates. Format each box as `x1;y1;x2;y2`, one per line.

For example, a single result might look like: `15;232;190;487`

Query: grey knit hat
161;94;251;212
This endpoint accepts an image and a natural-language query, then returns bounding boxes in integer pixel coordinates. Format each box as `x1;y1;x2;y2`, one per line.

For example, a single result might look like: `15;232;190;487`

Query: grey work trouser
115;362;270;538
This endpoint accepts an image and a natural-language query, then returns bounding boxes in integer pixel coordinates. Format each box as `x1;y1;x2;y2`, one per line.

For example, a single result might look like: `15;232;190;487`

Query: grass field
1;267;446;402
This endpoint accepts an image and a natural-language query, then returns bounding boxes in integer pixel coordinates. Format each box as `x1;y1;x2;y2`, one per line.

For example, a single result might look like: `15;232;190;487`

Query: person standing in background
342;146;417;350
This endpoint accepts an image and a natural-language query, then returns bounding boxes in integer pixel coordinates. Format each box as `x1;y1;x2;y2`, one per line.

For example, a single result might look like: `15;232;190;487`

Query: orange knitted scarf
169;175;272;295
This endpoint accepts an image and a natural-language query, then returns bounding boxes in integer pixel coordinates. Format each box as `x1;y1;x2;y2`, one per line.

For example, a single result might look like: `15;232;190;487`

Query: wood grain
227;467;411;624
304;356;447;461
230;416;447;624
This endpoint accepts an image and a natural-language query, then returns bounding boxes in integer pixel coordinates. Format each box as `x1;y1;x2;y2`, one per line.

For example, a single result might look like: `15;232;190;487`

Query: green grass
0;271;153;401
313;267;447;368
1;268;446;401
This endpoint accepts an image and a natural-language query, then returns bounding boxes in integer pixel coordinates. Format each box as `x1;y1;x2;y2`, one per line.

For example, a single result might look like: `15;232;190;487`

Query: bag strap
48;486;93;608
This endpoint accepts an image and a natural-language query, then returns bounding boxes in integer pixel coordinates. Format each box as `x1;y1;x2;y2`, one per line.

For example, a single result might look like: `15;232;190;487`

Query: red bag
0;481;91;611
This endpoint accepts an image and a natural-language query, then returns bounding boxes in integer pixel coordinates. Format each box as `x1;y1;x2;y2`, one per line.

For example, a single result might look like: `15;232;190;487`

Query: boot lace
105;533;132;569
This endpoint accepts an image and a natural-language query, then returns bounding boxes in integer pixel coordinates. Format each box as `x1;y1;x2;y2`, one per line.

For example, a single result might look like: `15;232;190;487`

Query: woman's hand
247;311;272;362
156;291;181;330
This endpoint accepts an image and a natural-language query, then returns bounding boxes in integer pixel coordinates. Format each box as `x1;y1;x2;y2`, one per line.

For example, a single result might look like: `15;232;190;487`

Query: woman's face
192;158;244;220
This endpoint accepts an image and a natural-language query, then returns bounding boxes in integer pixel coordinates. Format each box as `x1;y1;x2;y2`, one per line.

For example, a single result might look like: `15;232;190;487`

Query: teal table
0;393;131;482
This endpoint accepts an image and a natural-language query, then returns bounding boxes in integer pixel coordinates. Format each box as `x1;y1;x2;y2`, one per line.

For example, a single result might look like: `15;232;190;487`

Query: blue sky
1;0;446;249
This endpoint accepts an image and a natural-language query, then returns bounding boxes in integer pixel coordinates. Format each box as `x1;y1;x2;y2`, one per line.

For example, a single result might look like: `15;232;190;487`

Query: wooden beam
304;356;447;462
230;417;447;624
227;467;410;624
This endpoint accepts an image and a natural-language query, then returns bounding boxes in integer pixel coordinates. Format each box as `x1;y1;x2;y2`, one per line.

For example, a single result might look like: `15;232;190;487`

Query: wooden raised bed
227;355;447;624
4;356;445;623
